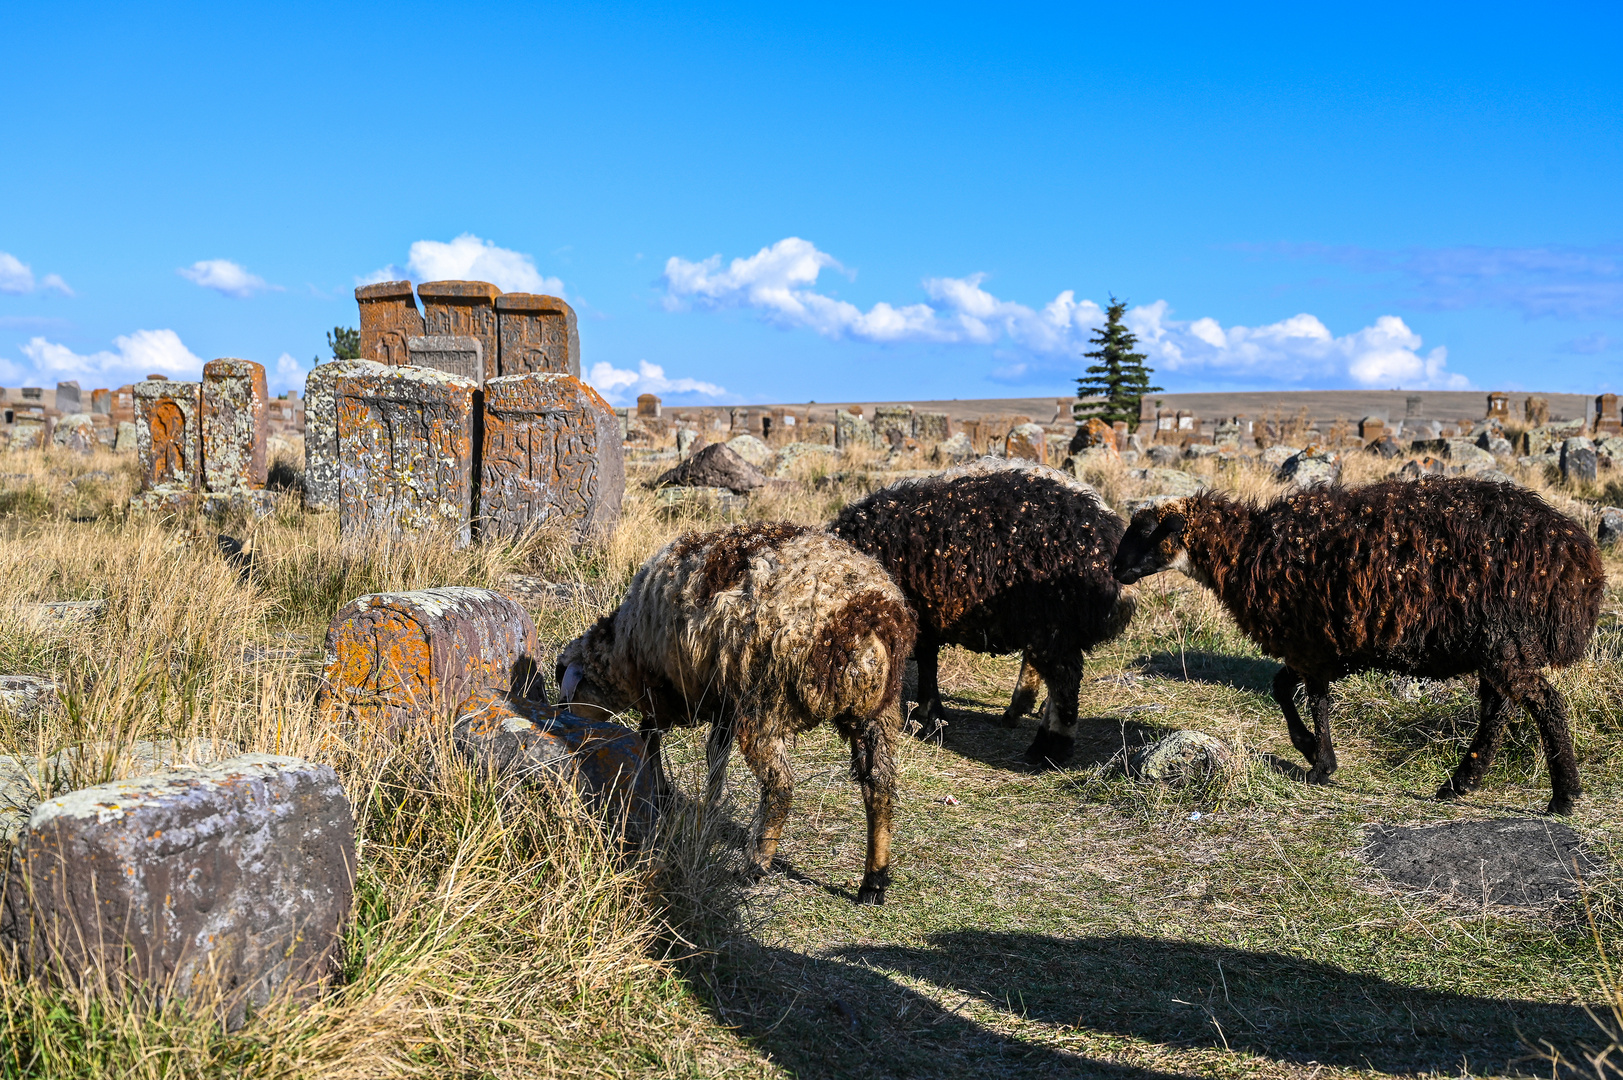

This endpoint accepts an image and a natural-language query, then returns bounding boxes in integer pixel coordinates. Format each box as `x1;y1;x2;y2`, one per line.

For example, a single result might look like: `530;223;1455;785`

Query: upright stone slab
406;335;485;385
0;755;353;1027
637;394;661;419
1486;392;1509;421
872;405;914;444
1596;393;1622;437
201;358;268;491
110;386;135;425
90;389;111;415
495;293;580;378
355;280;425;366
1005;422;1047;463
1526;396;1550;426
336;368;478;544
134;380;201;489
914;411;951;444
303;359;391;512
418;281;499;383
319;587;539;737
54;382;82;414
481;373;625;541
834;409;880;450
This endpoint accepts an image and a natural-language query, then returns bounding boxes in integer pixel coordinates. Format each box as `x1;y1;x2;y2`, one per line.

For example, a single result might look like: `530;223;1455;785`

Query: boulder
1004;423;1047;463
724;434;773;469
1366;435;1403;459
0;676;57;720
1146;444;1181;466
771;441;839;478
1;755;354;1027
932;432;975;465
51;414;96;454
1184;443;1223;459
1278;446;1340;488
675;428;700;458
1439;439;1496;472
1598;507;1623;548
653;442;771;493
1126;730;1235;786
1561;438;1598;483
1260;445;1302;468
1399;457;1447;479
1128;467;1207;497
1475;431;1515;458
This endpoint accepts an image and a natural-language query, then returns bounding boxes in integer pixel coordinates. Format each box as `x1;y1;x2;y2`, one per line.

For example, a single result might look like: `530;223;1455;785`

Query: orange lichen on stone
418;281;500;383
355;281;425;366
134;379;201;489
496;293;580;378
201;358;268;491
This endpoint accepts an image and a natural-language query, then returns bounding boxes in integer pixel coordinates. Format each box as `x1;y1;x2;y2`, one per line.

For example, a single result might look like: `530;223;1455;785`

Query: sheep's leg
1023;653;1082;767
639;722;672;806
736;724;796;881
1272;667;1318;764
849;711;899;906
703;712;737;805
1437;675;1511;802
1506;671;1583;815
912;635;947;735
1304;676;1338;784
999;653;1043;729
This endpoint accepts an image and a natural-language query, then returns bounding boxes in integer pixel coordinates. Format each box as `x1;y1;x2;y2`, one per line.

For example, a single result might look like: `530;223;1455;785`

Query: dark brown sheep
830;459;1133;766
556;522;916;904
1112;477;1605;814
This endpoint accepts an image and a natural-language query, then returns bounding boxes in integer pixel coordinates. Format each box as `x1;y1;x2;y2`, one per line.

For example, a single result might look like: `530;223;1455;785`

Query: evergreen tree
327;326;361;360
1074;298;1160;428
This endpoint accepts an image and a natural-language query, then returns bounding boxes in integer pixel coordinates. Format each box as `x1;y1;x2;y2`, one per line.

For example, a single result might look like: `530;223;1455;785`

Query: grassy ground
0;438;1619;1077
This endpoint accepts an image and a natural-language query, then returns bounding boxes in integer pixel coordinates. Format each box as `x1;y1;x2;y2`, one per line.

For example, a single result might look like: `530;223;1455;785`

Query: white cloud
586;360;726;406
662;236;1468;390
177;259;278;298
0;252;73;296
274;352;309;395
3;329;204;387
360;234;565;296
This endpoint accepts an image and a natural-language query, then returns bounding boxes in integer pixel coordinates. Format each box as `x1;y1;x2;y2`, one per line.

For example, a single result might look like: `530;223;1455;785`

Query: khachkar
481;373;624;541
353;280;580;379
201;359;268;491
304;359;391;511
496;293;579;378
131;378;202;511
336;367;478;546
355;281;425;365
417;281;500;384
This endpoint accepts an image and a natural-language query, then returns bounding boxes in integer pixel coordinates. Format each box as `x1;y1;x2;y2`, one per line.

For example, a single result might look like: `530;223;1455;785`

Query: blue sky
2;1;1620;406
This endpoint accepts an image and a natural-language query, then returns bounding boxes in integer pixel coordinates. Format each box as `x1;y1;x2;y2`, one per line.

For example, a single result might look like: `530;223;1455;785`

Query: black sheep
830;460;1133;766
1112;476;1605;814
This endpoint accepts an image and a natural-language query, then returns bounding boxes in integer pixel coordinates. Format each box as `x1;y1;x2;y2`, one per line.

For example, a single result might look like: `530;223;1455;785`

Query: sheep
555;521;916;904
829;458;1134;767
1111;476;1605;814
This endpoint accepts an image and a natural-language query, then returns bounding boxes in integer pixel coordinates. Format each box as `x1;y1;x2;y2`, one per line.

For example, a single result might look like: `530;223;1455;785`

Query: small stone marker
201;358;268;491
417;280;499;382
1364;819;1593;907
1005;422;1047;464
9;416;45;451
835;410;881;450
113;421;137;453
319;587;539;738
303;359;391;512
637;393;661;419
495;293;580;378
1561;437;1598;482
134;379;202;489
355;280;425;366
481;373;625;540
54;381;82;413
452;692;656;841
90;389;111;415
0;754;354;1027
406;334;485;385
336;367;478;544
872;405;914;443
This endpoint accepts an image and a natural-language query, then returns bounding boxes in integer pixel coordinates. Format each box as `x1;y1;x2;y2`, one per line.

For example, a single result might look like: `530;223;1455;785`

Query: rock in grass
1126;730;1235;786
1599;507;1623;548
0;676;58;720
0;754;354;1027
652;442;770;494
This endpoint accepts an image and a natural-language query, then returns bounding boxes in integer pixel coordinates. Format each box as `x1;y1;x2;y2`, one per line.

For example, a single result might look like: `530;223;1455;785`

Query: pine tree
327;326;361;360
1074;298;1160;428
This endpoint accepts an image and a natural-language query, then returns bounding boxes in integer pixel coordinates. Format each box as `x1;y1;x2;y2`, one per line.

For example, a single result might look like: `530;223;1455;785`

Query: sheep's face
555;632;628;721
1113;508;1188;584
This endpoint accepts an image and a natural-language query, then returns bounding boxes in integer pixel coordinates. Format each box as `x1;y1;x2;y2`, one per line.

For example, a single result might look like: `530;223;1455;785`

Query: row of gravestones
0;586;649;1026
130;360;275;514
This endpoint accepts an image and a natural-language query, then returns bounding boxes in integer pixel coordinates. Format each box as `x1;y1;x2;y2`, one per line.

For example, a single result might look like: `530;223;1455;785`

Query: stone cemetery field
0;425;1622;1078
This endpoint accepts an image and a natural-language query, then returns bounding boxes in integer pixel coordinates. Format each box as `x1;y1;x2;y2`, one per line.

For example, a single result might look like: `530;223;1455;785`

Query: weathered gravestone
355;280;425;366
1525;395;1550;426
201;358;268;491
90;389;110;415
481;373;625;540
652;441;768;494
1364;819;1594;906
336;367;478;545
134;379;201;489
302;359;391;512
406;335;485;385
319;587;539;739
871;405;914;444
51;414;95;454
54;381;82;414
0;755;354;1027
1005;422;1047;464
417;280;499;383
8;416;45;451
834;409;880;450
452;691;656;842
496;293;580;378
914;411;951;444
1561;437;1598;482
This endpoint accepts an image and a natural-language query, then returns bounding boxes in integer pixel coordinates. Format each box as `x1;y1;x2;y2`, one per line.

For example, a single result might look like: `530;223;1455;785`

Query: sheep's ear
1160;512;1188;537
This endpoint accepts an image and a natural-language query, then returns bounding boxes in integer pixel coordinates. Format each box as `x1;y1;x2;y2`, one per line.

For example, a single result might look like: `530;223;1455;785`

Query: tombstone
201;358;268;491
111;386;135;425
480;373;625;541
318;587;539;738
355;280;425;366
1594;393;1621;437
113;422;137;453
1005;423;1047;464
871;405;914;444
54;381;81;414
52;414;95;454
1525;395;1549;426
914;412;951;444
1155;409;1176;444
302;360;392;512
1070;416;1117;454
406;335;485;385
1561;438;1598;483
1405;395;1424;418
495;293;579;378
0;755;353;1029
637;394;661;419
336;367;479;545
1213;420;1241;449
1360;416;1386;442
417;280;499;382
7;416;44;451
1486;392;1509;420
834;409;881;450
89;389;110;415
134;380;201;489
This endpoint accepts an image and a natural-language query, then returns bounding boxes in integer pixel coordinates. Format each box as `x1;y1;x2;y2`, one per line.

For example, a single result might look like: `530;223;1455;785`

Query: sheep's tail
801;590;918;720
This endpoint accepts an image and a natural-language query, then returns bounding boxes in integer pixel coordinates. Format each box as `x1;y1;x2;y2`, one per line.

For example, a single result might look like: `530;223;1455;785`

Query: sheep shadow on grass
704;930;1599;1078
925;699;1174;775
1136;649;1279;693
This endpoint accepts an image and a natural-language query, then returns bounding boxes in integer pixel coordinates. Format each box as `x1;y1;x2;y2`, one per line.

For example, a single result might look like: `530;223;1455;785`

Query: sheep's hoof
1023;730;1074;768
856;869;890;905
1305;767;1334;786
995;709;1023;729
1435;778;1473;801
1547;794;1578;816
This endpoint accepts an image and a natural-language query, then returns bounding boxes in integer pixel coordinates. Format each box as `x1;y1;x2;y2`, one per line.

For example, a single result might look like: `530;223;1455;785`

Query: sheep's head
1113;505;1189;584
554;617;627;720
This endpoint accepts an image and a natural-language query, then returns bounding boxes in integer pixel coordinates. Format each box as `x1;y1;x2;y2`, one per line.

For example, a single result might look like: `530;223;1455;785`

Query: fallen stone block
0;676;58;720
52;414;96;455
1278;446;1341;488
0;754;354;1027
453;692;655;840
654;485;747;516
724;434;773;468
320;587;539;739
1127;467;1207;498
19;600;107;633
